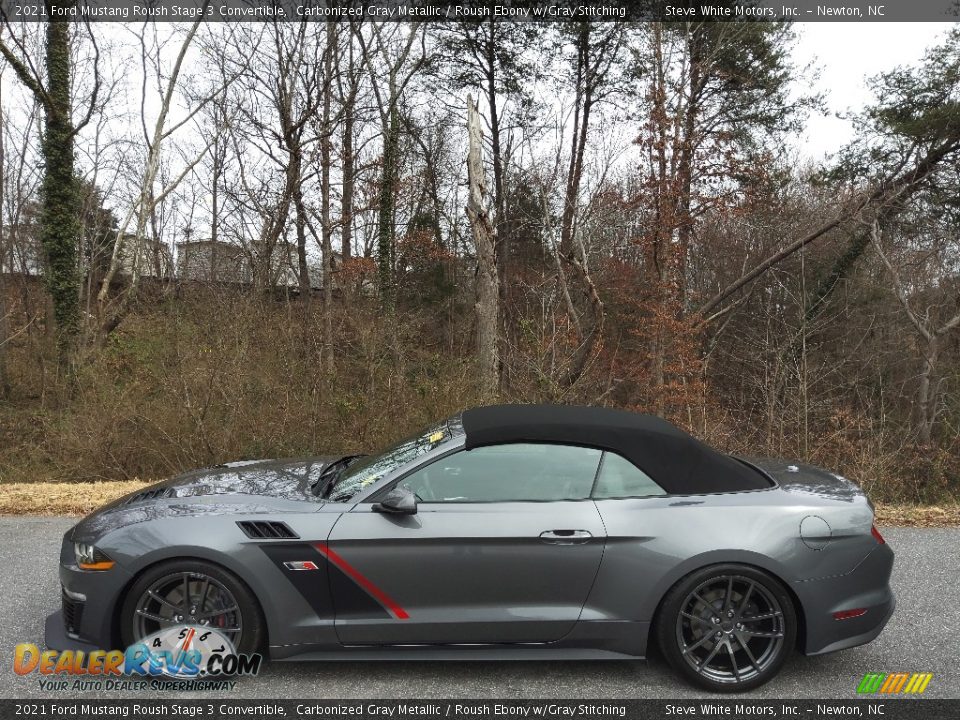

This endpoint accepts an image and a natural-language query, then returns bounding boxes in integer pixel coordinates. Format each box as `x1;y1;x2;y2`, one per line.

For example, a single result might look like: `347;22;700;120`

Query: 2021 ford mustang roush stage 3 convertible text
47;405;895;691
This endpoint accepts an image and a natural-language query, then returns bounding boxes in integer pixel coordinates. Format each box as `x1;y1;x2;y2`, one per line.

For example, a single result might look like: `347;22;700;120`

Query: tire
656;564;796;693
120;559;266;655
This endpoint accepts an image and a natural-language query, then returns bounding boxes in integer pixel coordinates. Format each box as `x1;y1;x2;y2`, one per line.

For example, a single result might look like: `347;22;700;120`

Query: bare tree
336;28;363;261
556;23;626;258
319;21;336;372
0;74;8;397
220;20;327;293
871;220;960;445
467;95;500;400
0;79;44;389
698;138;960;323
97;13;241;333
0;10;101;361
355;22;425;303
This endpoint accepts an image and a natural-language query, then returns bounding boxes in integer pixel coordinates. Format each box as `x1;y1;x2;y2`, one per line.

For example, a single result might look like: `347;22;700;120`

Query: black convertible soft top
460;404;770;495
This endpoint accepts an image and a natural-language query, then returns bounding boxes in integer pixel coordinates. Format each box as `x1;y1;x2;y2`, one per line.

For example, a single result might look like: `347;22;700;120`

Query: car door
326;442;607;646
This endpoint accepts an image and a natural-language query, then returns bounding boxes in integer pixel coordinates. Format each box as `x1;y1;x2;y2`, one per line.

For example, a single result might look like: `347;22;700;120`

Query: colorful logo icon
857;672;933;694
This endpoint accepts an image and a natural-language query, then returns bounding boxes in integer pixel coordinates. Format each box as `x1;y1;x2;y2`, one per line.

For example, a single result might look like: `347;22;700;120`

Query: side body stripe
260;541;407;621
313;542;410;620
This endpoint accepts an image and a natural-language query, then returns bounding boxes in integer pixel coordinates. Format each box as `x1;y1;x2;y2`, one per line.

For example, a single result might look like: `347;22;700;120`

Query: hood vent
236;520;298;539
124;487;176;505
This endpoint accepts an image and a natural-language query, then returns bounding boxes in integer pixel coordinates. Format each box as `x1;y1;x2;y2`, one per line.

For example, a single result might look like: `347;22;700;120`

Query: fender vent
236;520;298;539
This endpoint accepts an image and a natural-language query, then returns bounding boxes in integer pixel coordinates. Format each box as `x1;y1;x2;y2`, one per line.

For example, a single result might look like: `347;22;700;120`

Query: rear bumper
795;542;895;656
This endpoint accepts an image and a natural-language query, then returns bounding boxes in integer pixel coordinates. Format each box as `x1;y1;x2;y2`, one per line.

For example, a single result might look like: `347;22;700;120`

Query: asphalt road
2;518;957;700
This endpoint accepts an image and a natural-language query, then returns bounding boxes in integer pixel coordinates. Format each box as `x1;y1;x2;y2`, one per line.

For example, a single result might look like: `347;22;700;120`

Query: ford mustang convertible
47;404;895;691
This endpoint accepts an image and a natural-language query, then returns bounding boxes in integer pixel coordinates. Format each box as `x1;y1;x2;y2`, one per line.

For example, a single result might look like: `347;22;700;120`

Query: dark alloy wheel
657;564;796;692
120;560;265;654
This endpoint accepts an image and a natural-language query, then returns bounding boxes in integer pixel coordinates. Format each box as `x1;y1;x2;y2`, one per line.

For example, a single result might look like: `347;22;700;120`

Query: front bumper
795;542;896;656
44;610;104;653
44;531;132;651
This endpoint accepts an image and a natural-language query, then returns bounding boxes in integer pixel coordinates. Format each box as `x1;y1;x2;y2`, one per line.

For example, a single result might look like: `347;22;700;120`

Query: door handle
539;529;592;544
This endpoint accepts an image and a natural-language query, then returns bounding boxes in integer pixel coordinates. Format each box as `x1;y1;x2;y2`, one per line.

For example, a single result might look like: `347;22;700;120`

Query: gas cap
800;515;832;550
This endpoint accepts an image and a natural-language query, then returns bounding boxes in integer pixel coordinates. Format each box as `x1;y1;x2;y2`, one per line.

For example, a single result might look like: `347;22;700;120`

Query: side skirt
273;646;645;662
269;620;649;661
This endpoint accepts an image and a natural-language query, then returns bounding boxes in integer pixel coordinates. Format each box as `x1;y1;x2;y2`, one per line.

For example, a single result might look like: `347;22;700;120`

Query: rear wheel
120;559;265;654
656;564;796;692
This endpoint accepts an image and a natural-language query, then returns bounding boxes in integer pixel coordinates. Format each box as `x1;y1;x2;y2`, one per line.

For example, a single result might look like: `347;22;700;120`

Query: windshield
326;414;463;501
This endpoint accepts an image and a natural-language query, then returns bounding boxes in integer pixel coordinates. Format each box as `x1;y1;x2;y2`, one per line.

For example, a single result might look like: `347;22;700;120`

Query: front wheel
656;564;797;692
120;559;265;655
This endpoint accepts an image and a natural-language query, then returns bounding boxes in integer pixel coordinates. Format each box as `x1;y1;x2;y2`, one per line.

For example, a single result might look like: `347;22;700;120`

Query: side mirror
372;486;418;515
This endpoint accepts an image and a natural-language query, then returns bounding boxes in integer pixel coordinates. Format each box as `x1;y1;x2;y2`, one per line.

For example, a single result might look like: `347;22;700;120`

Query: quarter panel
588;489;878;627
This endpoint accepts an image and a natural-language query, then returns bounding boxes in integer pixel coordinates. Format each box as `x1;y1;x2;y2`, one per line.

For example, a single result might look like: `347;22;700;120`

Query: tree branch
869;220;933;343
698;136;960;320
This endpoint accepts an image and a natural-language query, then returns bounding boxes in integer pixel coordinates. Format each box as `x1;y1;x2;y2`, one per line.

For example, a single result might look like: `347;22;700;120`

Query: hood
747;458;865;503
116;456;337;504
70;456;337;542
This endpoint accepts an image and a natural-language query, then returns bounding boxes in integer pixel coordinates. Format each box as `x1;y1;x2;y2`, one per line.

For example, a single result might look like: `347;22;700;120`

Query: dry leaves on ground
0;481;149;516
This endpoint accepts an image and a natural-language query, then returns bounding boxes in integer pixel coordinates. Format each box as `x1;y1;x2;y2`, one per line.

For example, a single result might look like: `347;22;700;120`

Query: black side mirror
372;486;418;515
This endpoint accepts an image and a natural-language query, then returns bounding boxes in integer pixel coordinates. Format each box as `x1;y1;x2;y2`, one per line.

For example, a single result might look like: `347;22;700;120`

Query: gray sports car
47;405;895;692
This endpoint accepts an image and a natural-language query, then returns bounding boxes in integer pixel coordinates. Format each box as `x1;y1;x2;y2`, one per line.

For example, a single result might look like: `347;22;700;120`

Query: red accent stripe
313;542;410;620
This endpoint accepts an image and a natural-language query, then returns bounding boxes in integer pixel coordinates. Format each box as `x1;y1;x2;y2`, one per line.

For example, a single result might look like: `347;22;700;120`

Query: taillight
871;525;885;544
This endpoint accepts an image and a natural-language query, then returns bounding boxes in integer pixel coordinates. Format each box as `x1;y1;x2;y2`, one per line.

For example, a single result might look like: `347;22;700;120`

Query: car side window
396;443;602;503
592;452;666;499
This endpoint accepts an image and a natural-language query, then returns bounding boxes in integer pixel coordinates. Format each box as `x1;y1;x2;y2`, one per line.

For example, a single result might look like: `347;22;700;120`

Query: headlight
74;543;115;571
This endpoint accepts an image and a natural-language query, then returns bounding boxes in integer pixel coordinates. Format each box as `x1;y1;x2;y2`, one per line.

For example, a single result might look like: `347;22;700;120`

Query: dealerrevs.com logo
857;672;934;695
14;625;262;692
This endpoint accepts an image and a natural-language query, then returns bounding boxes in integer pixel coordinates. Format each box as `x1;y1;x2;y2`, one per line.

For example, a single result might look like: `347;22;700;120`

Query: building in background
176;239;250;284
116;235;173;279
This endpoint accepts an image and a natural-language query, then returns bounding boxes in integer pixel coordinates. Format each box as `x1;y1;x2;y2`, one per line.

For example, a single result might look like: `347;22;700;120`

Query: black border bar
0;1;959;23
3;699;958;720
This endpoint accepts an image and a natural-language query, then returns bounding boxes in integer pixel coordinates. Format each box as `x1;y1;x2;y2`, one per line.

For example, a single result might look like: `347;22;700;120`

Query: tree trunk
804;228;871;324
340;36;356;262
483;24;509;373
211;130;221;264
96;15;206;322
485;29;505;264
0;85;9;399
674;27;702;309
559;23;591;258
294;185;310;297
466;95;501;401
321;21;334;373
917;336;938;445
649;23;669;409
376;106;400;305
41;13;81;362
0;271;8;398
341;90;354;261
